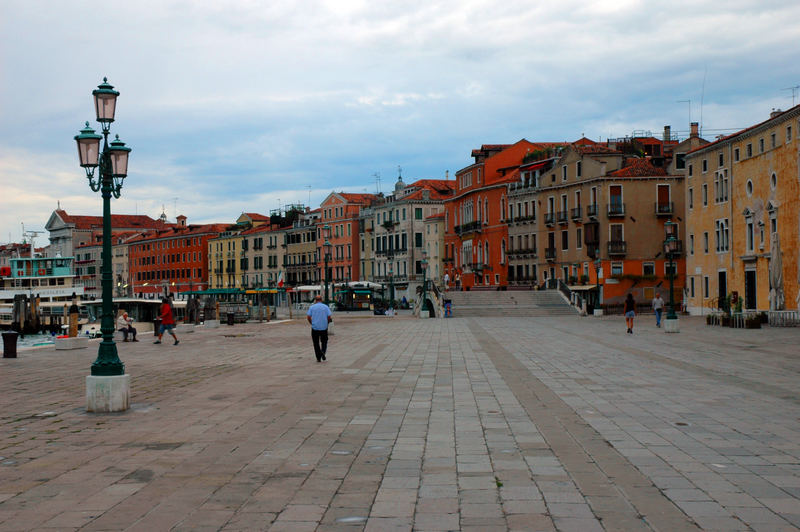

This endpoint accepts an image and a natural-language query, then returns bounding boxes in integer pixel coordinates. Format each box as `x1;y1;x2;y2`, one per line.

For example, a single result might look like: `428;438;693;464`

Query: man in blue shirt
306;295;332;362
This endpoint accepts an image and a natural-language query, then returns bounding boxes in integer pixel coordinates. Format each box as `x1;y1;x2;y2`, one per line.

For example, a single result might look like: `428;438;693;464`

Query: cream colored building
684;105;800;314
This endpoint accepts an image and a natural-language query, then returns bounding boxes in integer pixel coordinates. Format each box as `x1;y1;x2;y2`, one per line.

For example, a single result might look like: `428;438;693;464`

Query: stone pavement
0;314;799;531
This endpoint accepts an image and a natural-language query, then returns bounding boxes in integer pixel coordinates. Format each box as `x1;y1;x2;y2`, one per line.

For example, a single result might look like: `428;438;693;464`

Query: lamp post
388;264;395;303
420;250;428;317
663;219;680;332
322;224;332;305
75;77;131;412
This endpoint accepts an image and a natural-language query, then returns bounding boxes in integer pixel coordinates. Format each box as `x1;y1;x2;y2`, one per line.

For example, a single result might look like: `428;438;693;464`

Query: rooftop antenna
397;165;402;179
677;99;691;127
306;185;312;205
373;172;381;194
699;65;707;137
782;85;800;107
22;223;43;258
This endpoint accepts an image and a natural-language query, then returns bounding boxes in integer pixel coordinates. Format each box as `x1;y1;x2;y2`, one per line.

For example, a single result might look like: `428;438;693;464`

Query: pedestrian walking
306;295;332;362
455;272;461;291
624;293;636;334
116;311;138;342
652;292;665;328
154;297;179;345
443;272;450;290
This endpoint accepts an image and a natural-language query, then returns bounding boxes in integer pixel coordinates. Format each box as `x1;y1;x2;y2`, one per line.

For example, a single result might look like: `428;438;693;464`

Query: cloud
1;0;800;244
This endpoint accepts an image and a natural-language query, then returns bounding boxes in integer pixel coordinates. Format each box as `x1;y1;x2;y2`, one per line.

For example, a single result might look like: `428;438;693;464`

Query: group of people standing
442;271;461;291
624;292;666;334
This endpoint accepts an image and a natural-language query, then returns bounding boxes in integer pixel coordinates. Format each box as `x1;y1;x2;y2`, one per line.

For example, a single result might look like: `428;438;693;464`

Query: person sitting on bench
117;312;138;342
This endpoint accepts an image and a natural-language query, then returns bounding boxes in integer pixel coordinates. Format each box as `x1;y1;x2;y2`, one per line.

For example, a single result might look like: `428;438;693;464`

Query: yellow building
208;229;245;290
685;105;799;314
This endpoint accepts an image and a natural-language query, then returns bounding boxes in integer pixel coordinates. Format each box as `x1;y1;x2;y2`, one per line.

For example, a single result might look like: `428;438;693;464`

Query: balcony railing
607;202;625;217
587;204;599;218
545;247;556;260
454;220;482;236
655;202;674;216
544;212;555;225
570;206;582;220
607;240;627;255
557;211;568;224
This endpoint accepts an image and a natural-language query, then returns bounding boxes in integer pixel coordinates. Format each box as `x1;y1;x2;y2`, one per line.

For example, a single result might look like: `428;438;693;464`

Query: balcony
454;220;482;236
607;202;625;217
664;239;684;257
587;204;599;218
557;211;568;224
570;206;582;220
607;240;627;255
469;262;490;272
545;247;556;261
544;212;555;225
655;202;674;216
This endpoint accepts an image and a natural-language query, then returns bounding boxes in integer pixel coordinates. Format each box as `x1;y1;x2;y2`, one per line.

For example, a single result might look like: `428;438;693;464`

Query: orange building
318;192;378;285
444;140;561;289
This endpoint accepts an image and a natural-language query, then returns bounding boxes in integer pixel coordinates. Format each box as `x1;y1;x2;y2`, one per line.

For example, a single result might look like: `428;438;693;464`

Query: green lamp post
75;78;131;378
663;219;680;330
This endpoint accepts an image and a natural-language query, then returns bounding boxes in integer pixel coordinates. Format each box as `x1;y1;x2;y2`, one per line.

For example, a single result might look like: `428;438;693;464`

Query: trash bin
227;312;235;326
2;331;19;358
153;318;162;337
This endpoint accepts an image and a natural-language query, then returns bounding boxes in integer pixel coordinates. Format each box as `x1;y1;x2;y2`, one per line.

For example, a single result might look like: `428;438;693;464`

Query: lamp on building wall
75;78;131;412
663;219;680;332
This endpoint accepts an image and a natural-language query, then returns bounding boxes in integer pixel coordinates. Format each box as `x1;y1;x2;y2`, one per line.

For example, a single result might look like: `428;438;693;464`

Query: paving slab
0;314;799;530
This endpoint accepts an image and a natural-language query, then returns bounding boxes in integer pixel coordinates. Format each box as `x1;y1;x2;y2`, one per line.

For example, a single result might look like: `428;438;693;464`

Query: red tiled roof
126;224;228;243
426;212;445;220
609;158;667;177
242;212;270;221
575;144;621;155
240;224;283;235
338;193;379;204
573;137;597;146
56;210;169;230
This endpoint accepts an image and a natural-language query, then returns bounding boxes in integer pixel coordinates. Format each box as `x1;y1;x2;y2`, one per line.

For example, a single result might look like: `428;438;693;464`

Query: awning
568;284;598;291
245;288;280;294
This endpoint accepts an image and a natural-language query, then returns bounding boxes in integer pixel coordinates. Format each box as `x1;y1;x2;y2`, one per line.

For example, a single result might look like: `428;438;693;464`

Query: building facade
318;192;377;285
685;105;800;314
284;209;320;287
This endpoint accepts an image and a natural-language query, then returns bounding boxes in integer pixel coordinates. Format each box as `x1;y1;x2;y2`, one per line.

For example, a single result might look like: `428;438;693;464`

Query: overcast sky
2;0;799;244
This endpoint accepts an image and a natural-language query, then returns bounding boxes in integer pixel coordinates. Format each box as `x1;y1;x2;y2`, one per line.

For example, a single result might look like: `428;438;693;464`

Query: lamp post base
664;317;680;333
86;374;130;412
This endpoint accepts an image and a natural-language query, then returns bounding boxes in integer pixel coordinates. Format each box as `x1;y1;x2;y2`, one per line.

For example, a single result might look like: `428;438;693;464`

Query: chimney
770;108;783;119
663;125;671;143
445;170;449;180
690;122;699;138
176;215;187;227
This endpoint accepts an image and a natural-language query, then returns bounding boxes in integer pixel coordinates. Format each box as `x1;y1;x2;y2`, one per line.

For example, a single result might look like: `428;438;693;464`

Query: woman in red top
154;297;179;345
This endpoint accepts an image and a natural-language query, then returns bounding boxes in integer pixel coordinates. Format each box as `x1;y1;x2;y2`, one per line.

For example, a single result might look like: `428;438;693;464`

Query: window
576;161;582;178
703;232;709;253
746;218;754;252
415;208;423;220
561;230;568;250
746;180;753;196
702;184;708;206
562;165;567;182
771;172;777;190
715;219;730;252
703;276;709;298
688;164;693;177
718;152;723;167
690;277;695;298
702;159;708;173
415;232;423;247
675;154;686;169
611;262;623;276
688;188;693;209
771;132;776;148
643;262;655;276
734;148;740;162
787;125;793;142
576;228;582;249
689;234;694;255
746;143;752;157
759;138;764;153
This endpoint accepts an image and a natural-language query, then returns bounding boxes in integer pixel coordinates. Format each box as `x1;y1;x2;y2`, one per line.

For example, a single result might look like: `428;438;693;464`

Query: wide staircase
442;289;578;318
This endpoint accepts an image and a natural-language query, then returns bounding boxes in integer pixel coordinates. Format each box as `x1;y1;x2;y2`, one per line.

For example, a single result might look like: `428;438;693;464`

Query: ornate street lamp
322;224;332;305
75;77;131;412
663;219;680;331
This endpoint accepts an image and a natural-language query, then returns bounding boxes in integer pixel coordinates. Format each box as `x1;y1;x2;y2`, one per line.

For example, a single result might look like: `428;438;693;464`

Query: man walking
652;292;665;328
306;295;332;362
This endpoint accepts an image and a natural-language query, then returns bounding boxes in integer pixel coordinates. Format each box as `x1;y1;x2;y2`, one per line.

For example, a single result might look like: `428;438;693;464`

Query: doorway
745;269;757;310
718;271;727;309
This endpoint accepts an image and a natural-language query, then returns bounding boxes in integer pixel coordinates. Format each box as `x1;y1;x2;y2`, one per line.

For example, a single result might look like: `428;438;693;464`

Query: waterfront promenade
1;314;799;531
